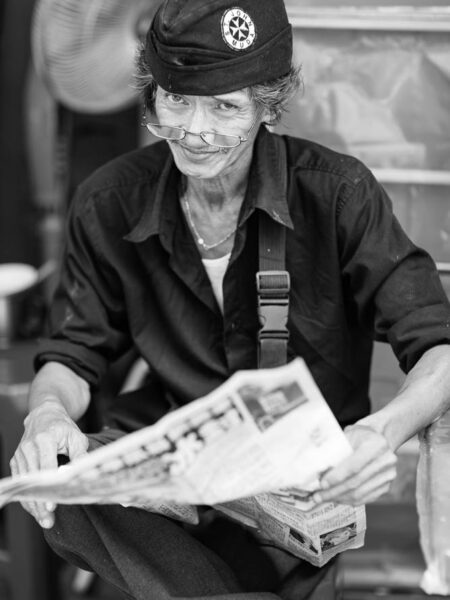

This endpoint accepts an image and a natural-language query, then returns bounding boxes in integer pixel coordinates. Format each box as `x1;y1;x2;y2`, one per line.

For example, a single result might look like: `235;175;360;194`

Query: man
11;0;450;598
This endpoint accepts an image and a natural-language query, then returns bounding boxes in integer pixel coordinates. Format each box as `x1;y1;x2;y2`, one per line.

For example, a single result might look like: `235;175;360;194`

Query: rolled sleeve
35;187;132;387
34;339;109;387
338;171;450;373
375;260;450;372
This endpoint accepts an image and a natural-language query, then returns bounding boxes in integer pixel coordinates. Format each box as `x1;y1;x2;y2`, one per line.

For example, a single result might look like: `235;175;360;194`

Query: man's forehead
157;86;252;103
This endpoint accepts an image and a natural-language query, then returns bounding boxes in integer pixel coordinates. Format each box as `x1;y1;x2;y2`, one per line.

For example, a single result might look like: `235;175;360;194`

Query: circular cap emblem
221;8;256;51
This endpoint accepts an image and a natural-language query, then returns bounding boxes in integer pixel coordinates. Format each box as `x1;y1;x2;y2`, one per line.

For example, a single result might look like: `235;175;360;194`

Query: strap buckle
256;271;290;339
256;270;290;296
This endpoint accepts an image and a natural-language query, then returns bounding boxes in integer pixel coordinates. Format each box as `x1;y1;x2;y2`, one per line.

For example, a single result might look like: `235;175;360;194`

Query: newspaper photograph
218;494;365;567
0;357;366;566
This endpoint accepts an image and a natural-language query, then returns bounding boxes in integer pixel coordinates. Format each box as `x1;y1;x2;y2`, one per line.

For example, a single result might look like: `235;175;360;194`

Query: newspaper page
0;357;366;565
218;495;365;567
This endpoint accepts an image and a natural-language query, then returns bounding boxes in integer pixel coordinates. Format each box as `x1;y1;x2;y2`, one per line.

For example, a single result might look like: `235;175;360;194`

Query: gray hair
135;43;302;124
248;65;302;124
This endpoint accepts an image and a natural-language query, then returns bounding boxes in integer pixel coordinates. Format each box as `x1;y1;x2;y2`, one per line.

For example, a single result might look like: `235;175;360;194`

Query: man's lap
44;429;336;599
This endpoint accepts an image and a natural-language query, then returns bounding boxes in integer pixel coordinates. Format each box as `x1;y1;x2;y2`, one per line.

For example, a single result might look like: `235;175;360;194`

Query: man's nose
183;107;210;145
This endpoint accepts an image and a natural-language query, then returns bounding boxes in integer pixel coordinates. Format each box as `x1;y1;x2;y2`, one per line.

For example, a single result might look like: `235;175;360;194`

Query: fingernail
40;518;53;529
45;502;55;512
312;492;322;504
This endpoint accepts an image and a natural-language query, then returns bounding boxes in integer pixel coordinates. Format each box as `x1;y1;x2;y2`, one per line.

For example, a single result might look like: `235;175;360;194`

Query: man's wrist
353;414;399;451
25;398;68;424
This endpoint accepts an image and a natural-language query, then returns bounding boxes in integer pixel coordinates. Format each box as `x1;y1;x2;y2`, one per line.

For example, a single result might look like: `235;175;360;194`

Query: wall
277;4;450;410
0;0;37;264
0;0;141;267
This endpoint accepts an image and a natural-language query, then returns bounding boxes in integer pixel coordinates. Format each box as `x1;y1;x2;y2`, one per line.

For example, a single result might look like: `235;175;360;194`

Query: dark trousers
45;431;337;600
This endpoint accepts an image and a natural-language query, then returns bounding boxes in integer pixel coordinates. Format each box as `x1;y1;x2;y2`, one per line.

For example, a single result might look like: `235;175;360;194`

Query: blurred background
0;1;449;599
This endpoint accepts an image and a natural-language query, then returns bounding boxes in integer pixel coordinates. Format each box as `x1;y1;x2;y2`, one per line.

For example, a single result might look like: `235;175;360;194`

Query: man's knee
44;504;96;572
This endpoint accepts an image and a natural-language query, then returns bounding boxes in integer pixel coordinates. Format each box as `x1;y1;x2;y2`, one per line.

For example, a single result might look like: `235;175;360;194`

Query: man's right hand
10;400;89;528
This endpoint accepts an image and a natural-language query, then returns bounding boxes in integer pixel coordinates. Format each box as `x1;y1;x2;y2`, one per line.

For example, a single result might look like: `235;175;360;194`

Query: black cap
145;0;293;95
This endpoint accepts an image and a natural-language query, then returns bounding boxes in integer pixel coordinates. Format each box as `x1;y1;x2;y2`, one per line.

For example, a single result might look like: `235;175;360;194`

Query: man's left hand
312;424;397;507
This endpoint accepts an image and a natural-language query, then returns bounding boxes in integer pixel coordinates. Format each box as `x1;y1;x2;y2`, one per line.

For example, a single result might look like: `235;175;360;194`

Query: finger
10;447;42;521
36;505;55;529
313;466;397;506
9;455;19;477
331;474;395;507
18;497;56;528
67;431;89;461
18;440;40;472
16;443;49;524
31;437;58;527
12;443;57;526
14;490;53;527
317;457;397;504
319;451;397;502
10;446;33;477
354;482;393;506
24;496;55;527
322;427;396;488
17;500;55;528
9;459;39;521
54;427;88;461
326;441;393;488
35;435;59;471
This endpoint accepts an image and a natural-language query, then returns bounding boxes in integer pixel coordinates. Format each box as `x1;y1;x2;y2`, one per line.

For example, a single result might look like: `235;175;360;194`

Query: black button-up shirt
36;127;450;427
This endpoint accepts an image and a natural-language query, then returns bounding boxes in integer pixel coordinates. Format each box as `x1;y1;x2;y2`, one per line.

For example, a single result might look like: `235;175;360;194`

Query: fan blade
31;0;160;113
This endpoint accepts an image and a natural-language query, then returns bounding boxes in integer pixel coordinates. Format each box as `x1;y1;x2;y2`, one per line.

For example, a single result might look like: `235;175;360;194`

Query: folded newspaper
0;357;365;566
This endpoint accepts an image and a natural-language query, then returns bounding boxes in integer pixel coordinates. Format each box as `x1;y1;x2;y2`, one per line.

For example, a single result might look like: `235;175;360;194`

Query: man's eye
217;102;238;111
166;94;186;104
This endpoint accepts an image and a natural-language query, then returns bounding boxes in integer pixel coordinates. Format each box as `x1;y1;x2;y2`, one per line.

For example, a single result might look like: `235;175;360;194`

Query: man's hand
10;400;89;529
312;424;397;507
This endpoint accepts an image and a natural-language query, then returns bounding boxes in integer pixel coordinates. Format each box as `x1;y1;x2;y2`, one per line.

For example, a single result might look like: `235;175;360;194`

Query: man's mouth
177;144;220;156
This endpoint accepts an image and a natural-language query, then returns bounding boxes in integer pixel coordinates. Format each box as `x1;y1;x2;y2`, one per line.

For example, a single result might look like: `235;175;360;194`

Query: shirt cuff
34;339;108;388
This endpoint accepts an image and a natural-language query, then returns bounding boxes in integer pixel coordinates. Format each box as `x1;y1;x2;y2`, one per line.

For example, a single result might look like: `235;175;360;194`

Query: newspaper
0;357;365;566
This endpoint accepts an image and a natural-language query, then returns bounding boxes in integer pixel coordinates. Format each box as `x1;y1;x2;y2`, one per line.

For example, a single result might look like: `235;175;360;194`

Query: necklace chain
183;198;237;251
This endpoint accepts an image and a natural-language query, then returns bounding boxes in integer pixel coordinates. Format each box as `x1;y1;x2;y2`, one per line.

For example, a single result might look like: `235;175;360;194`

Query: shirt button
230;322;237;331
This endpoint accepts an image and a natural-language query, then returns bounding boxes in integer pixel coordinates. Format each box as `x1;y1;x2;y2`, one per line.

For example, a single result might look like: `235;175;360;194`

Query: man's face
152;87;264;180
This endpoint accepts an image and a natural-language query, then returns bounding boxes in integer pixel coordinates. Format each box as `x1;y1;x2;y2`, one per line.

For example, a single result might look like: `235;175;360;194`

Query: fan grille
32;0;158;113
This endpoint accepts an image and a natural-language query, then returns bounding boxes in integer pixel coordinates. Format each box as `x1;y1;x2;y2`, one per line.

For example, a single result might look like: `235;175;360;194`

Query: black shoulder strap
256;139;290;369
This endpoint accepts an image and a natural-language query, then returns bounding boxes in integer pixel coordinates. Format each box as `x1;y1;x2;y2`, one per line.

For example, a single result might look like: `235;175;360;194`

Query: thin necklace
183;198;237;251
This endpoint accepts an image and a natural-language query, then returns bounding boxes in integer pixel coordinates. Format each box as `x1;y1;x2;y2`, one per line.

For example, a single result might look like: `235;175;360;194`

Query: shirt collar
241;126;293;230
124;151;178;243
124;126;293;245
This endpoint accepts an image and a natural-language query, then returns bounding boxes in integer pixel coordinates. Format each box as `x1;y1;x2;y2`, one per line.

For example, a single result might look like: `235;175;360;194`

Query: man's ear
263;114;278;127
261;108;277;127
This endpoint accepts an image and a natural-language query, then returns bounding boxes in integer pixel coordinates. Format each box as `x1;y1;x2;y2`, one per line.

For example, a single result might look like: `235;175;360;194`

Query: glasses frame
142;107;262;149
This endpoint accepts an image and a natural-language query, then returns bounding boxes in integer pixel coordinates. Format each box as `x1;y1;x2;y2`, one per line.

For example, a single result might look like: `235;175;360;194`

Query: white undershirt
202;252;231;313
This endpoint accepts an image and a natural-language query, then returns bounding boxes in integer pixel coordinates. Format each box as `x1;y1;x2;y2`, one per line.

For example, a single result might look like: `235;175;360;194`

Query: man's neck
182;154;252;211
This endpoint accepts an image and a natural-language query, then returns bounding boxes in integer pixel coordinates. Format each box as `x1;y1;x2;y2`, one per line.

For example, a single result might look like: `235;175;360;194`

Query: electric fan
31;0;159;113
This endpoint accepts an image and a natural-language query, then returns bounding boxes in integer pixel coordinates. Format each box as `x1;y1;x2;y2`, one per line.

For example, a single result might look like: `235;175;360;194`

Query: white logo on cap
221;8;256;51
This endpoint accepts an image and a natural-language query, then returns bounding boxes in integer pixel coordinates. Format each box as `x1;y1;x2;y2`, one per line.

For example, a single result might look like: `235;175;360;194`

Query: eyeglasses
142;109;262;149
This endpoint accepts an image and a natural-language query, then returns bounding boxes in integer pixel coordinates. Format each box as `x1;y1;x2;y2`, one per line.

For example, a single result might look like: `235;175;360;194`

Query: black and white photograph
0;1;450;599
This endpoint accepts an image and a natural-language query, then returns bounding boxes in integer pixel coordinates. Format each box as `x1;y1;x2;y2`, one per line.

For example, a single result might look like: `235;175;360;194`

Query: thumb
67;431;89;461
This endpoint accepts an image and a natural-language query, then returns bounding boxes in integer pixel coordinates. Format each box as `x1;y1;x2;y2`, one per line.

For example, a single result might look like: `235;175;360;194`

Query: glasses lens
201;132;242;148
145;123;185;141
